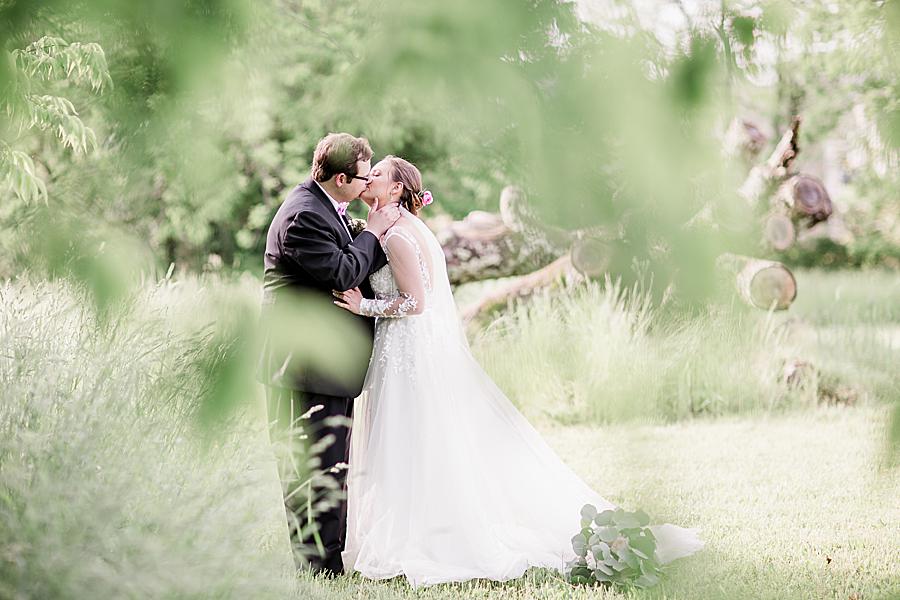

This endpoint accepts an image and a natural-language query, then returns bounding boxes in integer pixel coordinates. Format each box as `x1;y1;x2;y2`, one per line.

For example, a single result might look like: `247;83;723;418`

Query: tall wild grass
0;277;300;598
469;270;900;424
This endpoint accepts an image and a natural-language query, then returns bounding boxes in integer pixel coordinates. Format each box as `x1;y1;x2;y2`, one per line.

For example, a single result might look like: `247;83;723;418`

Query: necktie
336;203;352;237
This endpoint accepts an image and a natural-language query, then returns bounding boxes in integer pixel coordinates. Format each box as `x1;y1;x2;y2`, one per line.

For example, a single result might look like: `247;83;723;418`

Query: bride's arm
355;229;427;318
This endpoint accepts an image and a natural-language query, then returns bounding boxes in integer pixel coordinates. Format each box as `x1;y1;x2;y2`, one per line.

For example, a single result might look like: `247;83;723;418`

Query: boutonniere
347;217;367;238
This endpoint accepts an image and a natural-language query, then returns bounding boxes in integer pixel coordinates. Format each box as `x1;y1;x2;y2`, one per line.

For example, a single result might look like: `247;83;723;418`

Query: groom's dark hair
311;133;373;182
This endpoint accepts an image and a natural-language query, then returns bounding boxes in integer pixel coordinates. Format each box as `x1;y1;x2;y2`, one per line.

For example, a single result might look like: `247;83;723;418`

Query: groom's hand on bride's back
365;196;400;238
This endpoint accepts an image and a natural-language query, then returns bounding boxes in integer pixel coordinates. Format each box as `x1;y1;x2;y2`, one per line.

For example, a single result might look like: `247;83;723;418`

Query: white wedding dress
341;208;702;587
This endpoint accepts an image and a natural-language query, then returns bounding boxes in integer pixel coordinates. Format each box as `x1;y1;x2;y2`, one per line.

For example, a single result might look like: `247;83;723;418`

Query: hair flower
421;190;434;206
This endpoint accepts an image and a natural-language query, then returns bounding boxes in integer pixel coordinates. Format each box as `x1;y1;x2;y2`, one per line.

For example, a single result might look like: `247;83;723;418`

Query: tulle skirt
341;313;702;588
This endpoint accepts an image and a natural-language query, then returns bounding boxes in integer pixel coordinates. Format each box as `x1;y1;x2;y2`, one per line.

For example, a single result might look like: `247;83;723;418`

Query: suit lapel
303;178;352;244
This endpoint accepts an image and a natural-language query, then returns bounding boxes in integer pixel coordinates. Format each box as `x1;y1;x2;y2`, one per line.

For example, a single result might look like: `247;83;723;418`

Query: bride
332;156;702;588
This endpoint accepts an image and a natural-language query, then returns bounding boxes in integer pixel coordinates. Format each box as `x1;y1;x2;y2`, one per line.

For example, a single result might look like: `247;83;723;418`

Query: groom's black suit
258;178;387;574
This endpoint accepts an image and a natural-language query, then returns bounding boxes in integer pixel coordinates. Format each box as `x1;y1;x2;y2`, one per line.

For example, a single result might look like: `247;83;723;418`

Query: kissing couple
258;132;702;588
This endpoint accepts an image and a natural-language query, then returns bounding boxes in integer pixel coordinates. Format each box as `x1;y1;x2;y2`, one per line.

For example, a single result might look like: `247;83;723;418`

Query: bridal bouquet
566;504;663;589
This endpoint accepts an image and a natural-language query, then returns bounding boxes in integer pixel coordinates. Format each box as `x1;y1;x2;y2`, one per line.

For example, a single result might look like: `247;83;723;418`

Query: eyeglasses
344;173;370;183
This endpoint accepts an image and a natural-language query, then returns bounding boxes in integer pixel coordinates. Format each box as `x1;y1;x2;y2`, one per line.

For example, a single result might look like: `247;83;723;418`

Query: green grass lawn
2;270;898;599
300;406;898;600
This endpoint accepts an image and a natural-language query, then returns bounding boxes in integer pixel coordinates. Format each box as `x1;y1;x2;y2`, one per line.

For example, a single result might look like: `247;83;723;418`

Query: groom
257;132;398;574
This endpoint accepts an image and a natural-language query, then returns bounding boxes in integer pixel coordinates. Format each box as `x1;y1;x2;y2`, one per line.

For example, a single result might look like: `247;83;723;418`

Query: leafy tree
1;35;110;202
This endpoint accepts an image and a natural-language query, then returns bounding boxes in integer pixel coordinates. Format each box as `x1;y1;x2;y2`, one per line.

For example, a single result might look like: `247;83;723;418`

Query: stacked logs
431;116;840;319
433;186;612;289
431;198;798;319
735;116;838;252
763;175;834;250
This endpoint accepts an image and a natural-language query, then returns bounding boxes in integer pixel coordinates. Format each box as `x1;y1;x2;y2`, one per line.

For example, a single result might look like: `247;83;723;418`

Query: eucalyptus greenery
566;504;663;590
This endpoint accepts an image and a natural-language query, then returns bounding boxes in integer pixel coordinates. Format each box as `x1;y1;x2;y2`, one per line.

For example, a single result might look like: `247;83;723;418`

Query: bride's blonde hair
384;155;426;215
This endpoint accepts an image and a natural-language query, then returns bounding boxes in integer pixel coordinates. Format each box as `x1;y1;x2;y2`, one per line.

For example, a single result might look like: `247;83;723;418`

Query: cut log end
743;263;797;310
780;175;832;222
763;213;796;251
724;118;769;159
718;253;797;310
571;236;610;278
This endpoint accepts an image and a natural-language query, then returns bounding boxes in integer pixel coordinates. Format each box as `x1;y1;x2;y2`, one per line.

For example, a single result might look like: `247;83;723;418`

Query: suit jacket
257;178;388;398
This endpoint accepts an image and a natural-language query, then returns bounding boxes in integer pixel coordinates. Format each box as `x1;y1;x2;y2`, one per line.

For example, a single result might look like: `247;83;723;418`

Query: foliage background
1;2;898;598
1;0;897;279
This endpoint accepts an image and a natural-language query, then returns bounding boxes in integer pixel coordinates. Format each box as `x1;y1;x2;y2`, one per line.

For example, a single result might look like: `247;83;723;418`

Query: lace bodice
368;264;398;298
361;225;433;318
359;218;443;383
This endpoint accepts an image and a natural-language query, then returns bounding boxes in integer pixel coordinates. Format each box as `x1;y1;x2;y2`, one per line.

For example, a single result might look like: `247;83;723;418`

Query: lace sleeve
359;228;426;318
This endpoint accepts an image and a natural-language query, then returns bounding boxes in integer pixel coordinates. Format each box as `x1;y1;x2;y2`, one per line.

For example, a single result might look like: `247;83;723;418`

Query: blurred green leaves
0;0;262;292
339;0;756;305
190;289;369;430
27;208;152;317
881;1;900;150
259;293;369;387
730;16;757;48
669;36;718;108
759;0;792;36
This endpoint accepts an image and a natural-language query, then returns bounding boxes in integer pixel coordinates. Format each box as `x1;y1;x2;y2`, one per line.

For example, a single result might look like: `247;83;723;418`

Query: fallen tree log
460;254;581;322
460;250;797;320
431;185;571;285
433;219;561;285
435;158;804;314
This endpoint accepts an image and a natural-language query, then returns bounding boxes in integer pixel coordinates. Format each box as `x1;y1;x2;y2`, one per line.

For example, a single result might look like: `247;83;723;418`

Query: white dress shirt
314;180;352;237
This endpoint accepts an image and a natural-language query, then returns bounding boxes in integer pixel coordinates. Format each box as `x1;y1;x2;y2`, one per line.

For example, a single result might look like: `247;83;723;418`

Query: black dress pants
266;386;353;574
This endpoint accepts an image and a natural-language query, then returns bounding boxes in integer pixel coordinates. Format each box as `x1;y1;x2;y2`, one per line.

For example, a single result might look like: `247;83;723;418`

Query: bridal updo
384;155;427;215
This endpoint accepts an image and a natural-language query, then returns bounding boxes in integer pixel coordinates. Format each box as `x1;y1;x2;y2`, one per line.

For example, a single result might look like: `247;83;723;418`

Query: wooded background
1;0;898;310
